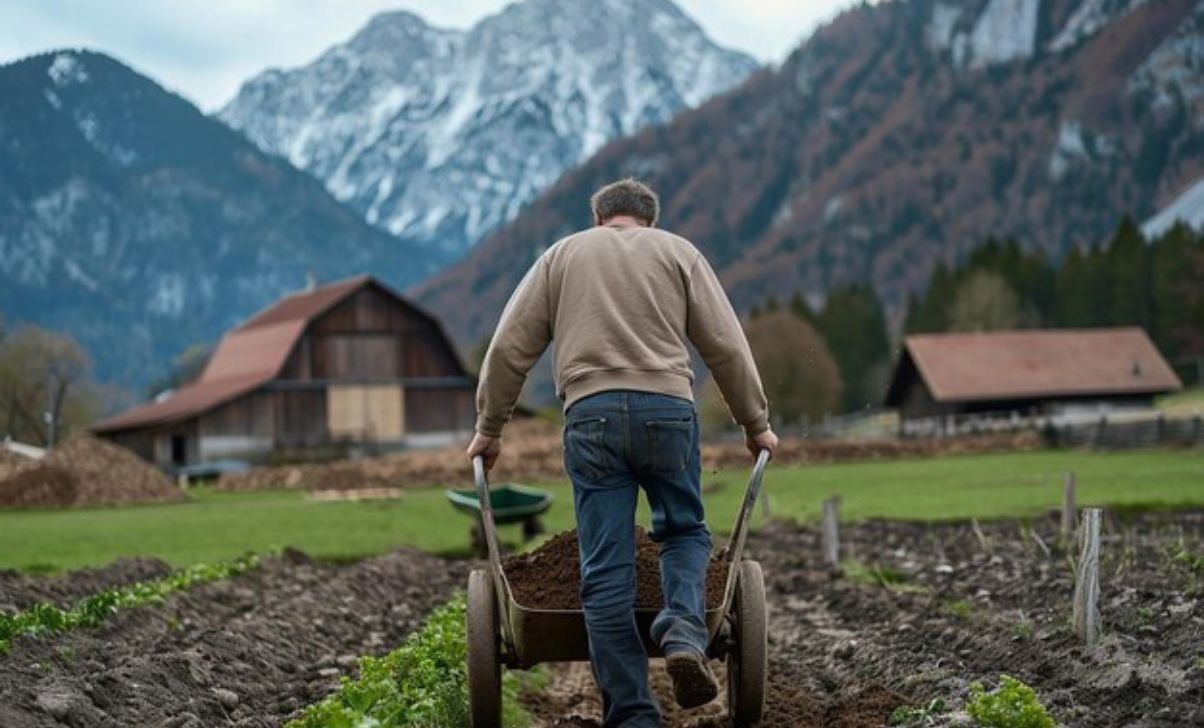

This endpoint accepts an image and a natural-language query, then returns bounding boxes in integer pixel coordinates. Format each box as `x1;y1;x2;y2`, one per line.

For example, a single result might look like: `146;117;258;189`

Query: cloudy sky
0;0;854;110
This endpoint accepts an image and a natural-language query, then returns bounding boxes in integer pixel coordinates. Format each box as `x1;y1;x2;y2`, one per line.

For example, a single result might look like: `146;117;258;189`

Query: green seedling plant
945;599;974;619
1012;609;1035;641
0;553;260;654
889;697;948;725
842;559;920;592
966;675;1054;728
1166;541;1204;575
289;596;537;728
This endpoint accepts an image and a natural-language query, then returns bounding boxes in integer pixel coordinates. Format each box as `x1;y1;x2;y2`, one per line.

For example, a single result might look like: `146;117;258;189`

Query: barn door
327;385;404;440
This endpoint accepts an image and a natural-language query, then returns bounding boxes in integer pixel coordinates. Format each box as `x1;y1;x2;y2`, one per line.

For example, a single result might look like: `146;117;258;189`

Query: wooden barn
884;328;1182;421
94;275;476;468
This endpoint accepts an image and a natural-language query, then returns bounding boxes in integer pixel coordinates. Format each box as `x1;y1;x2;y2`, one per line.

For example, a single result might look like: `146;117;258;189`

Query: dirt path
0;548;465;727
523;512;1204;727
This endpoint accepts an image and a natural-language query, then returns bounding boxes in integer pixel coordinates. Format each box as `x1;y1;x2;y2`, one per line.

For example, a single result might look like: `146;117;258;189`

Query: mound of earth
217;419;1039;493
0;435;183;509
0;446;35;481
503;528;728;610
698;430;1041;471
216;417;564;492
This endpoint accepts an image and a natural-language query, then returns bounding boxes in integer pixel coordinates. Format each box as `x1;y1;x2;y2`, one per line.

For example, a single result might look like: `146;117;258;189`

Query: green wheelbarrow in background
446;482;554;558
465;450;771;727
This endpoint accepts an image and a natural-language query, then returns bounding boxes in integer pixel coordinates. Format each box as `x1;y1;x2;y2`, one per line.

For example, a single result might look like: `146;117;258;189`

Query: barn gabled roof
93;275;439;434
884;328;1182;406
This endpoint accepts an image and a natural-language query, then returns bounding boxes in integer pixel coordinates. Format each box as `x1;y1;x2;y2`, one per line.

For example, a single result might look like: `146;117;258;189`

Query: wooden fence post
971;518;992;554
1061;472;1076;544
1072;507;1102;647
822;497;841;569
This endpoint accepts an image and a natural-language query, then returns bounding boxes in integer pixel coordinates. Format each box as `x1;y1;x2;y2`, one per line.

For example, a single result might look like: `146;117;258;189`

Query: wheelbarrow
466;450;770;727
447;483;554;557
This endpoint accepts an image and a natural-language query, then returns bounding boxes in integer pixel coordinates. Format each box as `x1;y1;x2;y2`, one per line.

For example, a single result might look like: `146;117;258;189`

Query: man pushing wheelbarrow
468;178;779;727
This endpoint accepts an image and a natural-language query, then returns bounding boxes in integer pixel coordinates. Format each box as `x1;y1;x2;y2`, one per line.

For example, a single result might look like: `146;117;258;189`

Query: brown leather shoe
665;652;719;709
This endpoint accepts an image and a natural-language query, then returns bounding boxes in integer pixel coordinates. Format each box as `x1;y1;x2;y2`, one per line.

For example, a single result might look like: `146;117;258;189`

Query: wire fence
893;410;1204;449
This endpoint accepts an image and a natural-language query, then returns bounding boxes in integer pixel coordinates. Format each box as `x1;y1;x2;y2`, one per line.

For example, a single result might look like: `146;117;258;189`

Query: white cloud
0;0;854;110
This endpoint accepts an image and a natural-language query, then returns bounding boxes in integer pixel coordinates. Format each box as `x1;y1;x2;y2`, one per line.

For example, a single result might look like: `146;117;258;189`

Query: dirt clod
503;528;728;610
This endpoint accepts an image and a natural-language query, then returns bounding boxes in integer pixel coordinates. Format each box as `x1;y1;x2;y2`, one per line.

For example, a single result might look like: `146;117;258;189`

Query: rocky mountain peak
218;0;758;261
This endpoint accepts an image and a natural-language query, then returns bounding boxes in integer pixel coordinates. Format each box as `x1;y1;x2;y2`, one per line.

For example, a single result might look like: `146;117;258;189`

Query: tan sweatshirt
475;224;769;437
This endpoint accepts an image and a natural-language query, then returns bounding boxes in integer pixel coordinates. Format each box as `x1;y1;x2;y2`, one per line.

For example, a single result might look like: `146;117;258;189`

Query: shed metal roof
885;328;1182;406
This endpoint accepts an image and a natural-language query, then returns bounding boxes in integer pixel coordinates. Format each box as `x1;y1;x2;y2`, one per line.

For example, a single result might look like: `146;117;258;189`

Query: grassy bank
1159;388;1204;416
1;448;1200;572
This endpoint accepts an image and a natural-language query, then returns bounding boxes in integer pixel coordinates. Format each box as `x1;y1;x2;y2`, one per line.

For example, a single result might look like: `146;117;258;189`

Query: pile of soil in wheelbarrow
502;528;729;610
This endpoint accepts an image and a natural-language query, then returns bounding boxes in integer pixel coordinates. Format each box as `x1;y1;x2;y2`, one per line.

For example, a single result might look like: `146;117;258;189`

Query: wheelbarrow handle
729;449;770;546
472;455;514;648
472;455;503;569
718;449;770;612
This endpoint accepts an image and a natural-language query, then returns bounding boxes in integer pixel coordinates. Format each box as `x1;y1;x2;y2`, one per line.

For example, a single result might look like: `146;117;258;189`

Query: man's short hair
590;178;660;226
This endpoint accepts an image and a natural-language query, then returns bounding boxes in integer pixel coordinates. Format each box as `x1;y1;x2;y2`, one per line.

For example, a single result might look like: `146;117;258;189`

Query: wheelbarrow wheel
467;569;502;728
727;559;766;726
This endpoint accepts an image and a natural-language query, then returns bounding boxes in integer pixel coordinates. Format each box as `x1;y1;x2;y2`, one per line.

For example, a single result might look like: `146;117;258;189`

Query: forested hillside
417;0;1204;357
744;219;1204;417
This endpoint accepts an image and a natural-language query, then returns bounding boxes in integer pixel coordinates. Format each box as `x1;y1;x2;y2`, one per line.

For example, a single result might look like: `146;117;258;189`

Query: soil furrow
0;558;174;611
522;513;1203;727
0;548;465;727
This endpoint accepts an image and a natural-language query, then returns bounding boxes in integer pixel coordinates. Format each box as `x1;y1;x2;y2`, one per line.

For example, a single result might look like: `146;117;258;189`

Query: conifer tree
817;286;891;411
789;291;816;323
1054;245;1102;327
1105;216;1151;327
905;262;956;333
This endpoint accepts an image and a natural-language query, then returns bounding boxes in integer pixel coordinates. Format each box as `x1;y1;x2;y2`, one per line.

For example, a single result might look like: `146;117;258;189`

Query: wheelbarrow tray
446;483;553;525
499;576;727;668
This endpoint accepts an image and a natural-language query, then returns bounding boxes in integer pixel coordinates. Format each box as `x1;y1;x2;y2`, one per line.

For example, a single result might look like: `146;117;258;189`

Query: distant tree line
717;284;892;430
731;218;1203;428
904;218;1203;379
146;343;212;399
0;318;107;447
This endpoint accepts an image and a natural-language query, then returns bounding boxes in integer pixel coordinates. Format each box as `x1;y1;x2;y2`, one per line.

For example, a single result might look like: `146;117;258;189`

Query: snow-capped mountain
219;0;758;261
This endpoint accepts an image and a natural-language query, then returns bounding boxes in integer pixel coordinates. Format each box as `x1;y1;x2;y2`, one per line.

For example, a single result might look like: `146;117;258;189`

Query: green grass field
1159;388;1204;416
1;449;1200;572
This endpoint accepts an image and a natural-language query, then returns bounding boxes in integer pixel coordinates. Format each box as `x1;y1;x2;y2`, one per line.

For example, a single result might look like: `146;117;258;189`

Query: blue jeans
564;390;712;728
